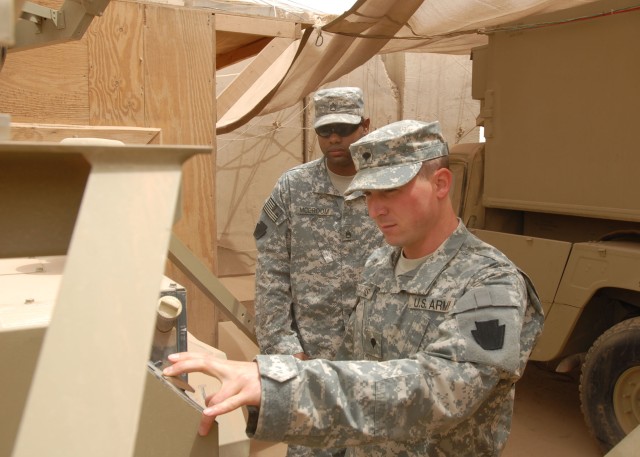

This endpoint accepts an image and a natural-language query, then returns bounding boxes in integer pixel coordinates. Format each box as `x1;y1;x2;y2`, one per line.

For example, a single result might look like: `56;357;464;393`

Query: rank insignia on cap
329;102;337;112
471;319;505;350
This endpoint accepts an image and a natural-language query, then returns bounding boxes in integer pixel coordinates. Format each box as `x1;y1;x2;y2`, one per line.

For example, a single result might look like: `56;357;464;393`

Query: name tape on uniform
409;295;455;313
299;207;332;216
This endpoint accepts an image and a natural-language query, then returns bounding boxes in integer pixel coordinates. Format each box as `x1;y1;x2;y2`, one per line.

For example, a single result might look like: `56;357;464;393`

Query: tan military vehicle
449;0;640;452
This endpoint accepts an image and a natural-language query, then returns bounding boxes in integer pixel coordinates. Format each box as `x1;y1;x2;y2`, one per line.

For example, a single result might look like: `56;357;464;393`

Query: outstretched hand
163;352;262;436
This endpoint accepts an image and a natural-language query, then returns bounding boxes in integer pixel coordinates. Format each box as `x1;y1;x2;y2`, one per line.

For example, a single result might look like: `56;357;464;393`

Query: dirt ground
251;362;604;457
503;362;602;457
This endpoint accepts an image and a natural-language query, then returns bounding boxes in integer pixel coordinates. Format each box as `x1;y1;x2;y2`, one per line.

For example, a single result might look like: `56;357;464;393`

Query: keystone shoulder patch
471;319;505;350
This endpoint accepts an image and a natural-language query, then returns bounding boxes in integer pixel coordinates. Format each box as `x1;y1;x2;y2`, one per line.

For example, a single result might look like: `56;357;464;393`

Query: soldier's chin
381;234;401;247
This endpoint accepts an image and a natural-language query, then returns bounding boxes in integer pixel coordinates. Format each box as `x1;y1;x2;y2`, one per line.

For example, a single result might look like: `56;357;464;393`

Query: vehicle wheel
580;317;640;452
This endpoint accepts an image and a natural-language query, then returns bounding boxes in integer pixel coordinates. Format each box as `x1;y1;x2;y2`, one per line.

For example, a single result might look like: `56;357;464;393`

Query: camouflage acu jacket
249;223;544;456
253;158;385;360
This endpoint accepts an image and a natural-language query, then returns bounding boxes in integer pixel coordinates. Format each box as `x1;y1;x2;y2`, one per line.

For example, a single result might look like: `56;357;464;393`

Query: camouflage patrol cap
313;87;364;128
345;119;448;195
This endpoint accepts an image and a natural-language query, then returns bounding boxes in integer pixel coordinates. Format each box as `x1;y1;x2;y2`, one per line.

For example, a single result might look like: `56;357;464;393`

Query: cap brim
314;114;362;129
345;162;422;196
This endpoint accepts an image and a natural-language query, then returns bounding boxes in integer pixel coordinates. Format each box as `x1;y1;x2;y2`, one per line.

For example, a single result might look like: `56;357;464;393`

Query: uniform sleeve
250;354;500;448
253;176;303;356
248;269;542;449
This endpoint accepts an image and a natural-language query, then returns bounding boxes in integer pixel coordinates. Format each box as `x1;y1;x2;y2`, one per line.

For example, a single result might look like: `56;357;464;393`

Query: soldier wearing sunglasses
251;87;385;457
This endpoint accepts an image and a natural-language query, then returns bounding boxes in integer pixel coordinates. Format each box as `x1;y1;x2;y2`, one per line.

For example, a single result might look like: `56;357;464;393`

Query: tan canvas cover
216;0;600;133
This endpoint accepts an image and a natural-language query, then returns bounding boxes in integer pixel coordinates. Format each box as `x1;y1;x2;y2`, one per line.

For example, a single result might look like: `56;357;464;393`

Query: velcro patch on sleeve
253;220;267;240
263;197;283;223
453;287;521;373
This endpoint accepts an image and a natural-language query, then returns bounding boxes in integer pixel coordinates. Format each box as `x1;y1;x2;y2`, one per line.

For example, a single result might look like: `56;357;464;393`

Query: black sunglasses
315;122;362;138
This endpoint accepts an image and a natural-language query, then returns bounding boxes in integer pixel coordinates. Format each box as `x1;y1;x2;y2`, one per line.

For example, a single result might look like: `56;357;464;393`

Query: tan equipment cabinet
0;141;223;457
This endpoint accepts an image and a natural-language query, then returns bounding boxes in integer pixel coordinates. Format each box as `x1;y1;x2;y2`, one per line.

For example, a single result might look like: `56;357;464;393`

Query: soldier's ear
433;168;452;198
361;118;371;133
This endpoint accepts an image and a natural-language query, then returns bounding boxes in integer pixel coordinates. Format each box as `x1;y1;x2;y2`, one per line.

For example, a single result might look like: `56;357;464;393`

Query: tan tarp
216;0;600;133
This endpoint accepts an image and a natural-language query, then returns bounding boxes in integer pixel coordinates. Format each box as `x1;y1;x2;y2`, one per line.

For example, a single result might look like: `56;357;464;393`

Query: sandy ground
502;362;602;457
250;362;604;457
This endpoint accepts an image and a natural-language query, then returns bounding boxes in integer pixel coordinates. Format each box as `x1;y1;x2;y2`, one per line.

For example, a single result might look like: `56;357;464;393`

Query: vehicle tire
580;317;640;452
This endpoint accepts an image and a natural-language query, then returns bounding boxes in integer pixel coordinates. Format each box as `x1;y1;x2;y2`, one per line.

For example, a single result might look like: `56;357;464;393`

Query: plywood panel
143;5;215;146
0;39;89;123
143;3;218;345
87;0;145;126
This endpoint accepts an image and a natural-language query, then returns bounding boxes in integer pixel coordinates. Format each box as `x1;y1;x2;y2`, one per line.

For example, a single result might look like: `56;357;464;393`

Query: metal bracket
13;0;111;50
20;1;66;31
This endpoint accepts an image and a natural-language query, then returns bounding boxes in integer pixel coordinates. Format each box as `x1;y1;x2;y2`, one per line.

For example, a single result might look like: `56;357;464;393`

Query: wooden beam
11;122;162;144
216;36;293;121
216;35;271;70
142;3;219;347
214;11;302;39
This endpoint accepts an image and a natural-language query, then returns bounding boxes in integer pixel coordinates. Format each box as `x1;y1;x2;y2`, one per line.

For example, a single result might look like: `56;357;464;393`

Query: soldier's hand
164;352;261;436
293;352;310;360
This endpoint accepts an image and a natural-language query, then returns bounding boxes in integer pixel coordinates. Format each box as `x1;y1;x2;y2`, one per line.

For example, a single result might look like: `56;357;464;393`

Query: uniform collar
364;220;468;294
310;159;365;200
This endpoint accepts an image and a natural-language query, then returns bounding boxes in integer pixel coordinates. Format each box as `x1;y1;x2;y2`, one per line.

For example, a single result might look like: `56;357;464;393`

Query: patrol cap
313;87;364;128
345;119;448;195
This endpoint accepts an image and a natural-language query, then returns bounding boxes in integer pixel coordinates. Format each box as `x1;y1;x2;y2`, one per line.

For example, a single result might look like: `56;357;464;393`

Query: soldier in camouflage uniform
252;87;385;457
165;119;545;456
